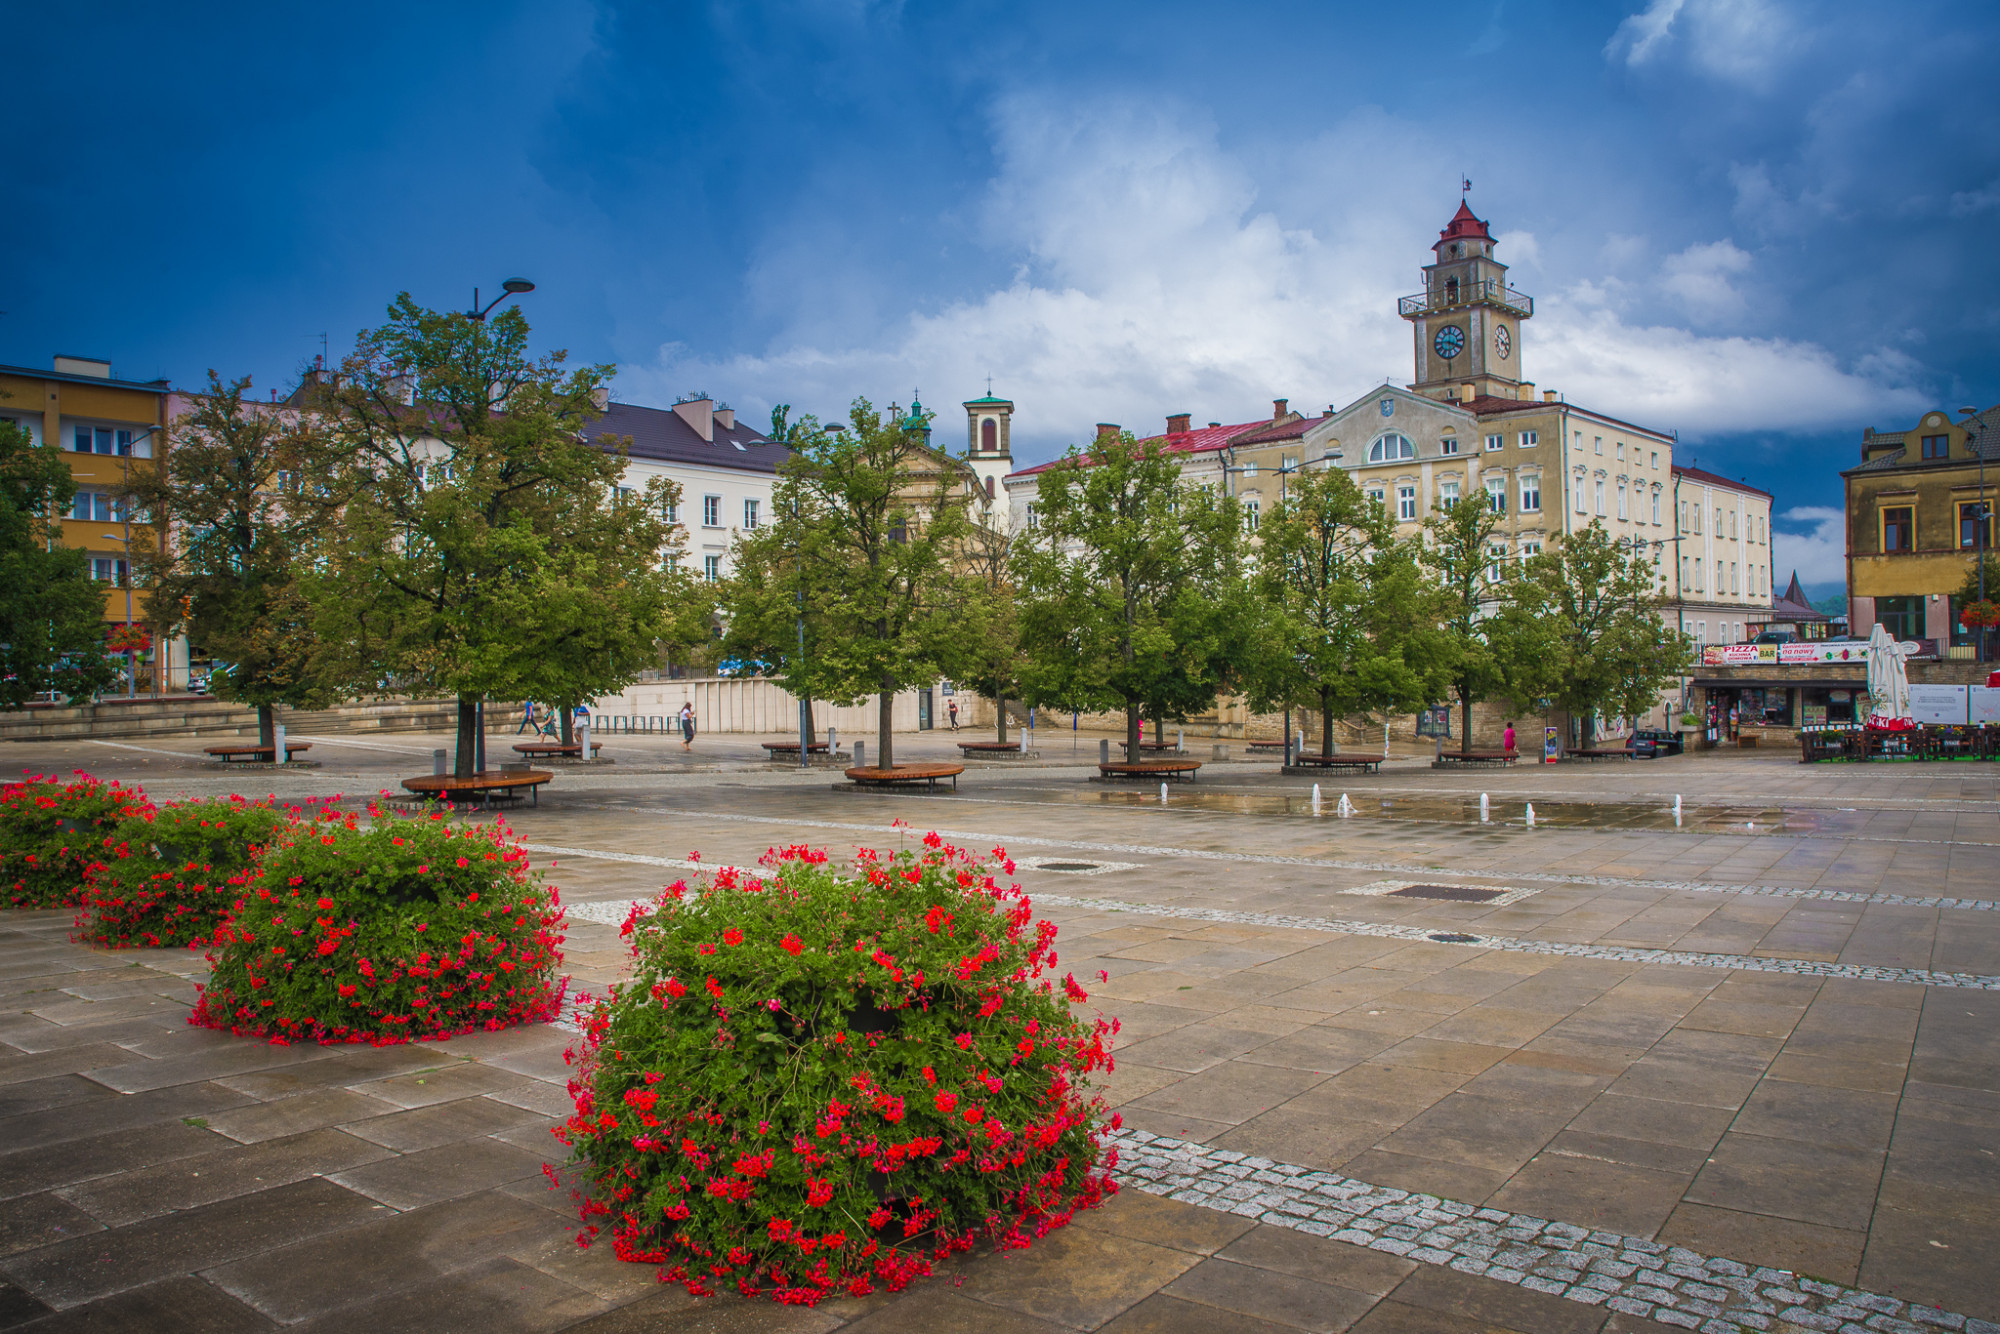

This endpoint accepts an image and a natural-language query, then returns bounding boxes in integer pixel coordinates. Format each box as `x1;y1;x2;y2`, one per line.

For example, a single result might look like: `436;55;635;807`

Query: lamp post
461;278;535;768
1960;407;1989;664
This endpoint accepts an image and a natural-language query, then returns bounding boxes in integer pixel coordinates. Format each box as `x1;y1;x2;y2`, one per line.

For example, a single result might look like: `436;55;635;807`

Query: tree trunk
455;695;479;778
559;705;574;746
257;704;275;750
1581;713;1596;749
1320;691;1336;759
804;697;816;740
1125;704;1142;757
1153;717;1164;746
1459;690;1473;754
877;686;894;771
995;697;1008;745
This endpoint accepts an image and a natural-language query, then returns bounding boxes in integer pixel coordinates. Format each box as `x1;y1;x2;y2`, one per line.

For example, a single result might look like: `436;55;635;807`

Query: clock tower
1400;201;1534;403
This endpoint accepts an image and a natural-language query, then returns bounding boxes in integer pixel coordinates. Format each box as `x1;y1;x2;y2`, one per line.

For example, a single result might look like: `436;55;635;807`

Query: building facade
1842;406;1996;653
0;356;183;690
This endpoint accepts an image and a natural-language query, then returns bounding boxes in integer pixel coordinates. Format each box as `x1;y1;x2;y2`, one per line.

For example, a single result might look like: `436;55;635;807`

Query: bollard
272;720;286;765
433;749;447;776
828;726;838;754
1212;743;1227;761
1099;739;1110;765
1176;727;1184;754
853;741;865;769
578;717;591;760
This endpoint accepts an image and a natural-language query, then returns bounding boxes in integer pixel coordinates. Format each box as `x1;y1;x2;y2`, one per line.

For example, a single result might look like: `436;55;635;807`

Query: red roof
1672;464;1771;500
1007;418;1270;480
1439;201;1492;244
1230;415;1311;445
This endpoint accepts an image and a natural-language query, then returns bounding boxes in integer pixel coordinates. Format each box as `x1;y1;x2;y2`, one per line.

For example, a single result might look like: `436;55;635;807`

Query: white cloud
1659;239;1752;321
1771;504;1846;589
1605;0;1796;85
623;92;1928;461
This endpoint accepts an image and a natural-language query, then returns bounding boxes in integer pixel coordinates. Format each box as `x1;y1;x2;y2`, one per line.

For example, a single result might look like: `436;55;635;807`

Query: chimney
1460;384;1476;403
1095;423;1120;444
54;355;112;379
1321;407;1334;419
590;385;610;411
673;396;715;442
1543;390;1559;403
1166;413;1191;435
713;405;735;430
1272;398;1288;421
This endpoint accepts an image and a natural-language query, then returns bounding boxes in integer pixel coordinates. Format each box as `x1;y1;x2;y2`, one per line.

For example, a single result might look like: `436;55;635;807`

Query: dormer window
1921;434;1949;460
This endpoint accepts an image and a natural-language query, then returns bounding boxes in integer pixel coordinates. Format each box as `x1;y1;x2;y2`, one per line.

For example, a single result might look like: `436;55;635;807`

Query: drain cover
1391;884;1504;903
1428;932;1480;944
1038;862;1101;873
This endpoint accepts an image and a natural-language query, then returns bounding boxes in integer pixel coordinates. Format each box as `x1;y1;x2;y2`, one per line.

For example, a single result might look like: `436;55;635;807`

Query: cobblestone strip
1026;894;2000;991
1111;1129;1998;1334
627;808;2000;912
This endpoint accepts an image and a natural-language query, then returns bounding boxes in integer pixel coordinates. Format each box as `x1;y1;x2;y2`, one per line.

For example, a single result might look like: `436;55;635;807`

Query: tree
945;518;1026;745
1418;490;1514;753
313;294;689;776
1014;433;1250;756
0;418;119;706
128;374;341;747
1505;523;1692;747
1247;467;1444;756
719;400;971;770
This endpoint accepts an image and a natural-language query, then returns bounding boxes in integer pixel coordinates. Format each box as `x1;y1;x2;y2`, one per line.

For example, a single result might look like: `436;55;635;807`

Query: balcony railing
1399;280;1533;319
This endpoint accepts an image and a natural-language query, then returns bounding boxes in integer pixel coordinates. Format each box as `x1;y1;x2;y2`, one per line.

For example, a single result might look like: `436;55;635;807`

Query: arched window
1368;433;1416;463
981;418;997;451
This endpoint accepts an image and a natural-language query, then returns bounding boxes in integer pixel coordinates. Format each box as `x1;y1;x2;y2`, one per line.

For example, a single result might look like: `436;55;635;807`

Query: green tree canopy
1418;490;1516;752
128;373;341;746
313;294;690;775
1246;466;1445;756
1013;432;1251;755
0;417;118;706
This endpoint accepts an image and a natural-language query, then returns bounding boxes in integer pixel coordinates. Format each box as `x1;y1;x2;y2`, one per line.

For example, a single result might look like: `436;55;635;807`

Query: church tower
962;388;1013;519
1400;201;1534;403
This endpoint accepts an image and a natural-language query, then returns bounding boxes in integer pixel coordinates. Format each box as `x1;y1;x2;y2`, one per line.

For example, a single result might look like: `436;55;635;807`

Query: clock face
1433;325;1465;360
1494;325;1511;359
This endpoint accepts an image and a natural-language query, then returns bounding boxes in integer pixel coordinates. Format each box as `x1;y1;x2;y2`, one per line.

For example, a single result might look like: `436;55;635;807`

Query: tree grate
1391;884;1505;903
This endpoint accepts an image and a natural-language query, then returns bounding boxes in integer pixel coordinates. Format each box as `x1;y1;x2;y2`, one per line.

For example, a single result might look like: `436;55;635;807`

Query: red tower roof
1438;201;1492;243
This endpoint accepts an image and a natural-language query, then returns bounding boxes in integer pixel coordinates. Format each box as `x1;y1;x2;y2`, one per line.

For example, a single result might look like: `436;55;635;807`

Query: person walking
947;699;959;731
1502;722;1516;754
679;702;696;752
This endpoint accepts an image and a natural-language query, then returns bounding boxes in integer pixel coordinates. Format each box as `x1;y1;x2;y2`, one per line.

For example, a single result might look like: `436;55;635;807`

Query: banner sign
1701;641;1873;667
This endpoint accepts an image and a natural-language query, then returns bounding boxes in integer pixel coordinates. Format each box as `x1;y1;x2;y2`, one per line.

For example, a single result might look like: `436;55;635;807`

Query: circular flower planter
557;836;1119;1305
0;772;152;909
80;796;298;949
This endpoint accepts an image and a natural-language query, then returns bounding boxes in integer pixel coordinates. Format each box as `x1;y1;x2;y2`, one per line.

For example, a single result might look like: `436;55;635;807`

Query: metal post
1283;707;1292;766
475;700;486;773
796;591;811;768
272;719;286;765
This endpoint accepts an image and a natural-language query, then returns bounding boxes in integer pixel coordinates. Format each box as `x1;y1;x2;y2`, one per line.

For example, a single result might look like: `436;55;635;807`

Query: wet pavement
2;730;1998;1331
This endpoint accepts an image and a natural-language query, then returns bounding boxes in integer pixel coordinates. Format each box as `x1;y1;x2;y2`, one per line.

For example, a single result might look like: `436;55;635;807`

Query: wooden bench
1246;740;1289;752
1119;741;1183;755
205;742;312;763
762;742;830;757
1565;747;1633;762
1289;753;1382;773
400;770;553;808
512;742;602;760
844;764;963;792
1097;760;1201;782
1434;750;1520;766
957;741;1022;757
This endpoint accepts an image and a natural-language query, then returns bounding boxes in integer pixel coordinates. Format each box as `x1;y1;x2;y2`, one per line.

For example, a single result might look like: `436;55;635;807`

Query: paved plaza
3;729;1997;1332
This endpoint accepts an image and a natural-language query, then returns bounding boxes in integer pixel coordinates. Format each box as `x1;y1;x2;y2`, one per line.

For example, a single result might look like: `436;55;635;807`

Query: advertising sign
1699;641;1880;667
1415;705;1450;738
1971;686;2000;725
1908;685;1969;725
1543;726;1560;763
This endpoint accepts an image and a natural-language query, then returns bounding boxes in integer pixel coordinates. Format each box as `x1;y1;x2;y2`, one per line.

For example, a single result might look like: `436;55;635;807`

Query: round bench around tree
843;764;963;793
401;770;553;808
1097;759;1201;782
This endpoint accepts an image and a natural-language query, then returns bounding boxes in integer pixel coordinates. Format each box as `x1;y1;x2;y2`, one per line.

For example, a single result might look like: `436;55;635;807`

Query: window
1960;503;1992;550
1651;490;1661;525
1519;476;1540;512
1715;507;1723;534
703;495;721;527
1573;476;1586;514
1921;434;1949;460
1694;505;1703;535
981;418;997;451
1594;435;1603;455
70;491;123;522
703;555;722;582
1681;556;1690;588
1281;454;1297;471
1486;543;1509;582
1486;475;1507;514
1245;499;1261;531
664;498;679;524
1874;595;1923;639
1594;479;1605;515
1616;442;1626;461
1025;503;1039;528
1519;431;1538;448
1649;450;1658;469
613;486;635;504
1242;462;1258;477
1696;559;1705;593
72;426;134;456
1521;540;1542;560
743;498;759;529
1396;486;1417;521
1484;434;1502;451
1731;561;1739;594
1730;510;1738;539
1368;433;1416;462
1439;479;1461;506
1366;487;1386;510
90;557;128;584
1617;484;1628;521
1881;506;1914;552
1440;436;1459;456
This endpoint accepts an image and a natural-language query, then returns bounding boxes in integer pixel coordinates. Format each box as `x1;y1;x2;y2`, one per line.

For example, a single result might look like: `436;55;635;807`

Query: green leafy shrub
0;772;153;909
191;804;567;1044
80;796;301;949
556;835;1119;1305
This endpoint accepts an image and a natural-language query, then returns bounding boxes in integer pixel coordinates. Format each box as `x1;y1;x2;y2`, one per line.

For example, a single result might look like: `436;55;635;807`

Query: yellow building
1843;406;1997;654
0;356;174;690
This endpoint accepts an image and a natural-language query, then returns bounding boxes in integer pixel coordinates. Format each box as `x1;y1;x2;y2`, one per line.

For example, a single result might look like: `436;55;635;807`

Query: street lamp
1959;407;1989;664
468;277;536;322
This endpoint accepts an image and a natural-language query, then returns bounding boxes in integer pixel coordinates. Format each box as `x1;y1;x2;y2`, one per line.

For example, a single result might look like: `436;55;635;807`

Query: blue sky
7;0;1998;592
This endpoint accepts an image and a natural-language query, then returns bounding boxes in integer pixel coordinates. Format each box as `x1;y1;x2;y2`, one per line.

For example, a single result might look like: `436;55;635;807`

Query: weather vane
1461;175;1472;197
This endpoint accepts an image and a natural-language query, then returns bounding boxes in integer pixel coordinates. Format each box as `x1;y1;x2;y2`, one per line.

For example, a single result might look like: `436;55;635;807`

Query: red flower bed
0;772;153;909
556;835;1118;1306
79;796;301;949
192;804;567;1044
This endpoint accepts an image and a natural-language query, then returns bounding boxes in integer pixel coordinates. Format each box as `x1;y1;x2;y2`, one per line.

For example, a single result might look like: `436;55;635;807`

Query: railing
1398;281;1533;319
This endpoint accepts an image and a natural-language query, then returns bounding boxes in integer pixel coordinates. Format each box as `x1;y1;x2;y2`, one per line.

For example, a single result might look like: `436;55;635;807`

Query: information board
1908;685;1969;725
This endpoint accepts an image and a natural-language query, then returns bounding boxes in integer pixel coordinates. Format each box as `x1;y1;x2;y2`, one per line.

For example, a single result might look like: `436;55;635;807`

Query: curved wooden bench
1566;747;1632;762
1434;750;1519;766
206;742;311;763
1118;741;1182;755
1246;740;1288;752
512;742;601;759
762;742;830;756
957;741;1022;756
1290;753;1381;773
844;764;962;793
1098;760;1201;781
401;770;553;808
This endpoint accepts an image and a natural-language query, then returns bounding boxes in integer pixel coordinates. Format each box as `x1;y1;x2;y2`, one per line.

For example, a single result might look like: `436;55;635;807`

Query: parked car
1631;728;1684;755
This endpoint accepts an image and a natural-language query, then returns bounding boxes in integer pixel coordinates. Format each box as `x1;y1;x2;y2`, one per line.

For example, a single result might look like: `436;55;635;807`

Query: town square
3;1;1998;1330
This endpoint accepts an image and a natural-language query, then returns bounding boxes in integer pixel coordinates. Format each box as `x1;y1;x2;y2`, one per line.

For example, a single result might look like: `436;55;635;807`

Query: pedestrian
680;702;696;752
948;699;959;731
1502;722;1516;754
